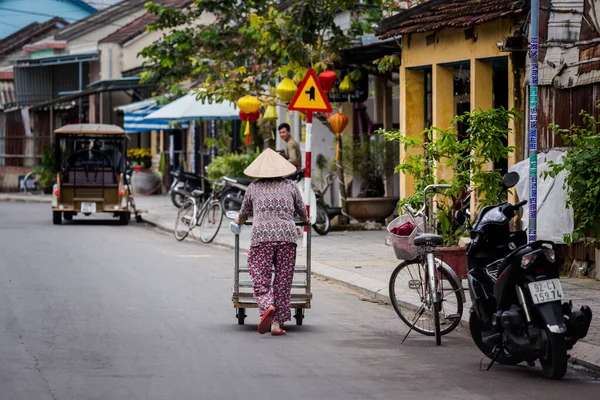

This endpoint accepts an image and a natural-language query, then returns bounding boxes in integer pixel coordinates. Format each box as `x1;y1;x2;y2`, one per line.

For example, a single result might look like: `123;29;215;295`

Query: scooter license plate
528;279;564;304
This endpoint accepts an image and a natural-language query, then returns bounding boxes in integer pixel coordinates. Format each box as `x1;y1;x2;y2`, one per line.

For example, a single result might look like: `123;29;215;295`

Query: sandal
271;328;286;336
257;305;276;334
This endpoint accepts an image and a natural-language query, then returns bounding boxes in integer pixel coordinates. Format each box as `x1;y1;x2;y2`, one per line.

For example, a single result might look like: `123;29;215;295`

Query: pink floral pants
247;242;297;323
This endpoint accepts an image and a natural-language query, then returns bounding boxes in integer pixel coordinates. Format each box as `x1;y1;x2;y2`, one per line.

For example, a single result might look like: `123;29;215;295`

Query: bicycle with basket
387;184;466;345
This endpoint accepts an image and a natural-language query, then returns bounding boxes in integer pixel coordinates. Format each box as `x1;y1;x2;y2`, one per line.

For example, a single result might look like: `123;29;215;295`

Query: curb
0;194;52;204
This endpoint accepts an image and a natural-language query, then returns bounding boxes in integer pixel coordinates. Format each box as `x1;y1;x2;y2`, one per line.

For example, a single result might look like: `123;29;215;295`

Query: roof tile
378;0;526;38
0;17;68;57
99;0;193;45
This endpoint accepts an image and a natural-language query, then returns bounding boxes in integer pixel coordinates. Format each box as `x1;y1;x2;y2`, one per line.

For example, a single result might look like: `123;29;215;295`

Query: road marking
177;254;212;258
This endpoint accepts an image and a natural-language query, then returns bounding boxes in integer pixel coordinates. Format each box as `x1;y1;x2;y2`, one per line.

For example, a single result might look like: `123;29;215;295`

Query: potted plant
342;133;399;223
34;146;57;194
127;148;160;194
382;107;518;277
127;148;152;169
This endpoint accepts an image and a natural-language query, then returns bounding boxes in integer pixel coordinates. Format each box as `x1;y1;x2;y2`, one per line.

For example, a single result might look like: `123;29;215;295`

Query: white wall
66;10;147;55
121;30;163;72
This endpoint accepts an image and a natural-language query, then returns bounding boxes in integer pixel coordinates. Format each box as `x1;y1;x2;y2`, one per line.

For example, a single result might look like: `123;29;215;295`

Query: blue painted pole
529;0;539;242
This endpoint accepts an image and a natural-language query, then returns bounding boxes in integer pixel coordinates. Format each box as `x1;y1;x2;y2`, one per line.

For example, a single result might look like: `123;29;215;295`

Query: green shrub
544;102;600;245
382;107;518;246
206;152;259;186
34;146;57;189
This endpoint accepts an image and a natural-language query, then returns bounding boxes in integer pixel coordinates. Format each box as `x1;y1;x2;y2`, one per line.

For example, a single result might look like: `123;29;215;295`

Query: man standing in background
278;123;301;169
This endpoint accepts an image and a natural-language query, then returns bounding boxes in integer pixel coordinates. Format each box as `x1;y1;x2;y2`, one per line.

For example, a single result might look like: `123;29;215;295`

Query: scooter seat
224;177;254;186
232;177;254;186
191;189;204;198
414;233;443;247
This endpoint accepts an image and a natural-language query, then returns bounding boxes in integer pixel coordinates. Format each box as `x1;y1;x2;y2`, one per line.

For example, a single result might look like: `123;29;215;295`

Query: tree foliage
544;103;600;245
382;107;518;246
140;0;406;102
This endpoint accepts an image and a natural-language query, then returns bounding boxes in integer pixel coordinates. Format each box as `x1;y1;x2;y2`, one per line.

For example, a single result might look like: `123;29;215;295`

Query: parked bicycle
388;184;465;346
169;170;211;208
174;179;227;244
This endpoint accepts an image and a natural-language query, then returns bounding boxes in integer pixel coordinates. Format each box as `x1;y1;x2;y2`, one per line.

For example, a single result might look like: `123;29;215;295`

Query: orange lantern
329;112;348;135
329;112;349;160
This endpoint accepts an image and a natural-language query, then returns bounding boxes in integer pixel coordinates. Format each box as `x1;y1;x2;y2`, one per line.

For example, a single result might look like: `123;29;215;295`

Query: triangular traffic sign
288;68;333;113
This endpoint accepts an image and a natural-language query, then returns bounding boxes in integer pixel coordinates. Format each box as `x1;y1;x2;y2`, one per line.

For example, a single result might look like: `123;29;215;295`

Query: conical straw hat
244;148;297;178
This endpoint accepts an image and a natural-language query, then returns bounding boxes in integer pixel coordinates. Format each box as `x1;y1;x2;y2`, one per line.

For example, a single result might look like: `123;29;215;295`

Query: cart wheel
294;308;304;326
135;214;143;223
237;308;246;325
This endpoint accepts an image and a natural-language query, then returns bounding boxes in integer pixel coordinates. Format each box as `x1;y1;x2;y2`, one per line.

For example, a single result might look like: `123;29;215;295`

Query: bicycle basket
387;214;424;261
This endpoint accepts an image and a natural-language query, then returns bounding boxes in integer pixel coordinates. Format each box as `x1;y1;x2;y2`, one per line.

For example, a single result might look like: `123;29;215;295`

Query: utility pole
529;0;539;242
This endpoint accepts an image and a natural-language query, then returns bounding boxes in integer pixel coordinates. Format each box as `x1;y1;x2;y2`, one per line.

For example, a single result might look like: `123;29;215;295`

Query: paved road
0;203;598;400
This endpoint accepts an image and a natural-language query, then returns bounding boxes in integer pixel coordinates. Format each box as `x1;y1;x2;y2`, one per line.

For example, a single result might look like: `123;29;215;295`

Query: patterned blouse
238;178;308;245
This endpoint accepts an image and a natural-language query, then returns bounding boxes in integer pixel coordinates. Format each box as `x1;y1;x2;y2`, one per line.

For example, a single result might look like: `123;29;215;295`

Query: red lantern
239;110;261;145
239;110;260;122
319;70;337;93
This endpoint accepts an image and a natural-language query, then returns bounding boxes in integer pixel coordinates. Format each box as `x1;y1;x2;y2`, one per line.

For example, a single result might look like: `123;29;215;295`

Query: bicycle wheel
312;203;330;235
198;201;223;243
389;258;463;336
174;198;195;241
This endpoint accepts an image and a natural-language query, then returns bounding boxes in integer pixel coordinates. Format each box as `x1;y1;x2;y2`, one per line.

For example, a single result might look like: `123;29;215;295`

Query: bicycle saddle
191;189;204;197
414;233;443;247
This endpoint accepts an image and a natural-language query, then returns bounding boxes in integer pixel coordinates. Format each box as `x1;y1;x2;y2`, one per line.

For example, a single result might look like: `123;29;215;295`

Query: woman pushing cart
229;148;312;335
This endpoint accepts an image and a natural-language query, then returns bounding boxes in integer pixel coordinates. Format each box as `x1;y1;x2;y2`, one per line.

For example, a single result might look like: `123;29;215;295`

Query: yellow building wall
398;19;517;201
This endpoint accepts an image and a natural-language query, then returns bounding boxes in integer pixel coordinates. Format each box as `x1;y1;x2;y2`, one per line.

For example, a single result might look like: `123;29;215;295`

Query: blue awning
121;102;189;133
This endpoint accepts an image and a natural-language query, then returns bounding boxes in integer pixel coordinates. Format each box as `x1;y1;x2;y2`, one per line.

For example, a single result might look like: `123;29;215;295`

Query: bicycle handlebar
404;184;452;217
514;199;528;209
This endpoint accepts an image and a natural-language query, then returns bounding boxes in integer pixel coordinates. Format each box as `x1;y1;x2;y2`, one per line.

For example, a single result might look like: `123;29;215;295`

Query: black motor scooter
169;170;211;208
458;172;592;379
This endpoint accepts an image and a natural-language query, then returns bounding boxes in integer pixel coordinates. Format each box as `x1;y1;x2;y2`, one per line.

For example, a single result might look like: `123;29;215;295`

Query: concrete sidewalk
3;192;600;371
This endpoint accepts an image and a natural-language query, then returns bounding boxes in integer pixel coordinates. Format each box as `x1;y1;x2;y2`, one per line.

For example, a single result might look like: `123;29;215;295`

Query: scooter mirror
502;172;520;189
454;210;467;226
225;211;239;220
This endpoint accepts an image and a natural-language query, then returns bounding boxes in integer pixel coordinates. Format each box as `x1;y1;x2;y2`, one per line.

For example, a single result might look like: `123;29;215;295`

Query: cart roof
54;124;125;135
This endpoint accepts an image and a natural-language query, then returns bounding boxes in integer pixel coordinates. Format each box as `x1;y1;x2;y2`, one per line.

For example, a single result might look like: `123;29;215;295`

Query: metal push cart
232;221;312;325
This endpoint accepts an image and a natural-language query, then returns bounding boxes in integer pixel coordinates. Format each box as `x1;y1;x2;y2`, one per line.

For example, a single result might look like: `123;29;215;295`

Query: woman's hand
234;217;242;225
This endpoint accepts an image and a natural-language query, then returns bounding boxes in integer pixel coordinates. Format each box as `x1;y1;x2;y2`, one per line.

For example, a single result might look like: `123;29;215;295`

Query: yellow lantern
263;105;278;121
339;75;355;94
276;78;297;103
237;95;261;139
237;94;261;113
